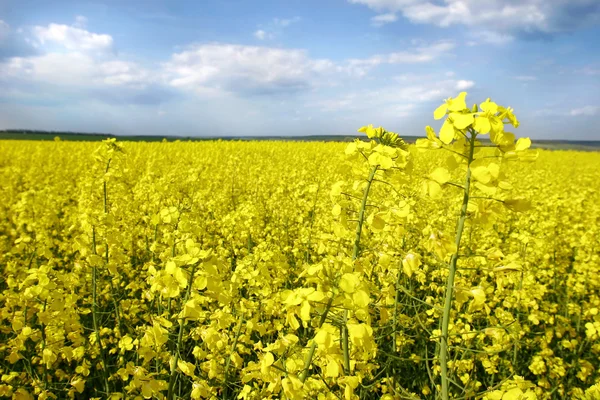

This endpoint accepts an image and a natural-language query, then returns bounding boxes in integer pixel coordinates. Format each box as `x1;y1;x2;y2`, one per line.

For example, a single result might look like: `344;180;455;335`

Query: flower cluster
0;93;598;399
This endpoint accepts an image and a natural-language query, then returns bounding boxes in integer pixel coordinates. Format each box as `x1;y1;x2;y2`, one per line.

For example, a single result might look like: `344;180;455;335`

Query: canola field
1;94;599;400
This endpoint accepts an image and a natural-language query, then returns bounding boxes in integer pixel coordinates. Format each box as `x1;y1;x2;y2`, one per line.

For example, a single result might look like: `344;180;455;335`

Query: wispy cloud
254;30;273;40
0;20;9;41
310;74;475;115
570;105;599;116
344;40;455;76
253;16;301;40
349;0;600;41
371;13;397;27
514;75;537;81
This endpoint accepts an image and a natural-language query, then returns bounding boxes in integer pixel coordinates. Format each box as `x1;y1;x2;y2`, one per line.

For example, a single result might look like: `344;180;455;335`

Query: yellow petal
352;290;370;308
451;112;474;129
448;92;467;111
515;137;531;151
339;273;360;294
440;120;455;144
177;360;196;377
429;167;451;184
479;98;498;114
434;104;448;120
473;116;491;134
471;166;492;184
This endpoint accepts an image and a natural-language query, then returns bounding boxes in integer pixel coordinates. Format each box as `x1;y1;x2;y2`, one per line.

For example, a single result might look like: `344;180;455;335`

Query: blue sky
0;0;599;139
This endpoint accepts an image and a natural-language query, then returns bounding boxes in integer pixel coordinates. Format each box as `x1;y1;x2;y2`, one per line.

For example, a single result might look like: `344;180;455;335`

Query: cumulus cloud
162;39;456;97
164;44;335;96
0;16;155;108
570;106;599;116
31;22;113;52
1;52;152;89
349;0;600;40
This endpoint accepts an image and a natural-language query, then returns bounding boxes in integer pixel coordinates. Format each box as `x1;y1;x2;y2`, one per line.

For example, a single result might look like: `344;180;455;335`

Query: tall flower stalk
439;129;475;399
301;126;410;384
417;92;533;399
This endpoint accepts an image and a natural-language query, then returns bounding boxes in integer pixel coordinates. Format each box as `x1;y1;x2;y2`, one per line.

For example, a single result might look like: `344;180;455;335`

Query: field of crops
1;94;599;400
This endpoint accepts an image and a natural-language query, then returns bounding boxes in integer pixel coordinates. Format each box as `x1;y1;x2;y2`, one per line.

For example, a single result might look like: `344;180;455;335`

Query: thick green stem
167;263;198;400
439;132;475;400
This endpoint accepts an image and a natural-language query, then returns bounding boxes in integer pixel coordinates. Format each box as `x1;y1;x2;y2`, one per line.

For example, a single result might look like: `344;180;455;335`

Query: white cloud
254;17;301;40
273;17;301;27
254;29;271;40
344;40;455;76
349;0;600;39
371;13;398;26
472;30;514;45
570;106;599;116
1;18;150;90
32;22;113;52
99;60;151;87
0;53;150;88
311;75;475;114
164;44;335;95
0;20;9;41
73;15;88;29
455;79;474;90
163;41;452;96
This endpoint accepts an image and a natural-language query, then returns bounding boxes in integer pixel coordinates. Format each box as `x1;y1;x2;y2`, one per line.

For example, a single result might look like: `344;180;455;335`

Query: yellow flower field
1;94;599;400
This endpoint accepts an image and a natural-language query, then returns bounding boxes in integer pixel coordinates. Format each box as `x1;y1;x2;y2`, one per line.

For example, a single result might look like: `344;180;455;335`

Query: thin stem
167;263;198;400
342;165;379;375
92;226;110;395
224;313;244;398
439;130;476;400
352;166;379;259
103;158;111;214
299;296;334;383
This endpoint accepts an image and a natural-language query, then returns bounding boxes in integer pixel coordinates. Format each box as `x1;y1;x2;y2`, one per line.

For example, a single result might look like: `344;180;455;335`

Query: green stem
352;166;379;260
103;158;111;214
299;296;334;383
224;313;244;398
167;263;198;400
392;270;403;353
300;165;379;383
343;165;379;375
439;131;475;400
92;226;111;395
